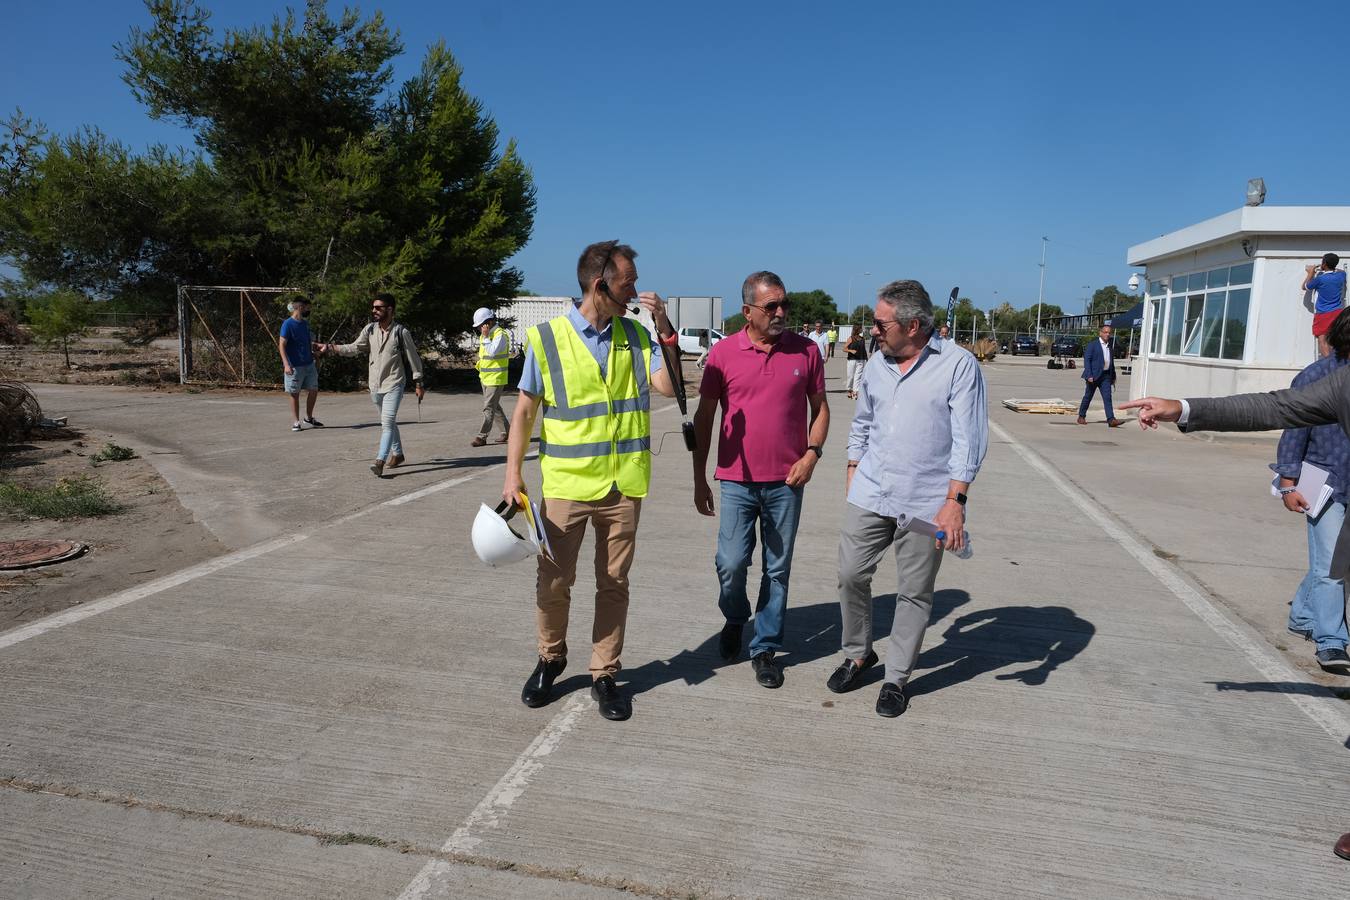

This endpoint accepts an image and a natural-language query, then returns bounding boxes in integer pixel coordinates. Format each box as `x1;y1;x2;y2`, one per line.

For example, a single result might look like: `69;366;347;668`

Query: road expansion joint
0;775;726;899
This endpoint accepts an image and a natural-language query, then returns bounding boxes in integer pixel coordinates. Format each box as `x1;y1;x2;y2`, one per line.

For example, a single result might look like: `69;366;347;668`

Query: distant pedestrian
692;270;829;688
829;279;988;718
844;328;867;399
1077;324;1123;427
278;296;324;433
809;320;830;362
326;293;424;477
826;324;838;358
938;323;952;342
472;307;511;447
1304;253;1346;358
1269;310;1350;671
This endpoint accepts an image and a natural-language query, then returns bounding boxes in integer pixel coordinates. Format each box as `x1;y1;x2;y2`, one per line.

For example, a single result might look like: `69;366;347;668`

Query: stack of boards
1002;398;1077;415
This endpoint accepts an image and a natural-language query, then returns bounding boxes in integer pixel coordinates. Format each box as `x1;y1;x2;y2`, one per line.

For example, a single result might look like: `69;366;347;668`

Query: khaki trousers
536;490;642;677
478;383;509;438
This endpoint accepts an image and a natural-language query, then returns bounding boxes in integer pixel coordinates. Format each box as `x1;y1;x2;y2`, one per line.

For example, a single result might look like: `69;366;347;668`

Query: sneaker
305;416;325;427
291;422;302;432
369;459;385;477
1315;647;1350;672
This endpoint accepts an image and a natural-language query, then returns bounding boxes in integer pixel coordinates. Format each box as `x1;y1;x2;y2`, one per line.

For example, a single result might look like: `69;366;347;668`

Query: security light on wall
1245;178;1267;206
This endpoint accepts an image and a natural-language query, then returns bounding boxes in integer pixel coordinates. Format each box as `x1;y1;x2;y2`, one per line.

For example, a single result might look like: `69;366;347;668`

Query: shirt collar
568;300;612;338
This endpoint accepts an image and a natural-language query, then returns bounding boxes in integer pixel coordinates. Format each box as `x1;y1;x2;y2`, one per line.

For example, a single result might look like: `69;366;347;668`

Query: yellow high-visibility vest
526;314;652;501
478;325;510;386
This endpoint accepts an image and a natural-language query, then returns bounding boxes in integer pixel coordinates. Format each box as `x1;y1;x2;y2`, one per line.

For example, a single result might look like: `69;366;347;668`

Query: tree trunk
62;334;70;369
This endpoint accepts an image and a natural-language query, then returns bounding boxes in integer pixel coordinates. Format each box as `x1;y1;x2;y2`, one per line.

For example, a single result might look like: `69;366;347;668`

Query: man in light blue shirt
826;279;988;718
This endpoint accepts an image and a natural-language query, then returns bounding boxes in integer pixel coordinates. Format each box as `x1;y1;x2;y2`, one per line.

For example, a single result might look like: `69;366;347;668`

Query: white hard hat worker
471;501;537;567
472;307;494;329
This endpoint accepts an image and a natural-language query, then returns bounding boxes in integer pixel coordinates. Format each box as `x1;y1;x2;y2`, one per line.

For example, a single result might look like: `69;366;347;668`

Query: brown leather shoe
492;433;509;444
386;452;404;468
1107;418;1124;428
1076;416;1087;425
471;436;487;447
1336;832;1350;860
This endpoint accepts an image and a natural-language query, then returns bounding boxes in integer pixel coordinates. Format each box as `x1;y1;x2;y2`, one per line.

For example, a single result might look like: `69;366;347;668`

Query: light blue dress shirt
846;333;988;521
518;301;663;395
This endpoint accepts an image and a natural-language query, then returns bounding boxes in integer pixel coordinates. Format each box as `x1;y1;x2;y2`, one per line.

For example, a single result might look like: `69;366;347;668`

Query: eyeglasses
371;304;389;310
873;318;899;332
748;300;791;314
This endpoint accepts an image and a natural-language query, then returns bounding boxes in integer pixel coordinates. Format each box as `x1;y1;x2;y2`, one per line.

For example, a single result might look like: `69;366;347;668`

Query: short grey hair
741;270;785;307
877;280;934;334
287;295;312;311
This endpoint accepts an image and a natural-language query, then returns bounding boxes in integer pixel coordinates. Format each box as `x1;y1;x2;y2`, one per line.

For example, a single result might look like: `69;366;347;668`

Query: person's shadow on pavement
621;589;974;697
906;604;1095;697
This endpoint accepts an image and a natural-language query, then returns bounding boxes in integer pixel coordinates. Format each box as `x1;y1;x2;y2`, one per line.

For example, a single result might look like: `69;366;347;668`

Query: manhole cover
0;539;88;570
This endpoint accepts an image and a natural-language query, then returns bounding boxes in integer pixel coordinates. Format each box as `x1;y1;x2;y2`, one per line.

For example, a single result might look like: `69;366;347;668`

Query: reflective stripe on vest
527;315;652;501
478;326;510;386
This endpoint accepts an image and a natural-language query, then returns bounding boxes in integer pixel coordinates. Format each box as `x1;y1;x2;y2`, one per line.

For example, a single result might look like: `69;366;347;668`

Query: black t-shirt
845;335;867;360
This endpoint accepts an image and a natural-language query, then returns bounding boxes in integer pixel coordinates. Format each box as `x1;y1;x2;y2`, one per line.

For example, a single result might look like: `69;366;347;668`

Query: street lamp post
847;271;872;315
1035;236;1048;344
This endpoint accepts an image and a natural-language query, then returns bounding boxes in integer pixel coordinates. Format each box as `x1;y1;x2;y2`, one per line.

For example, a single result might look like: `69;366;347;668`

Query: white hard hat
471;502;537;567
472;307;494;328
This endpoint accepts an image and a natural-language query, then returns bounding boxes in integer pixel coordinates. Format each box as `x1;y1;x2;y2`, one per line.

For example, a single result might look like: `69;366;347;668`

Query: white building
1127;206;1350;400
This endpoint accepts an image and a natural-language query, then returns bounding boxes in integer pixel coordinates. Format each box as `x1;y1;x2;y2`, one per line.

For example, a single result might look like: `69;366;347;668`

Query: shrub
91;442;136;463
0;475;122;518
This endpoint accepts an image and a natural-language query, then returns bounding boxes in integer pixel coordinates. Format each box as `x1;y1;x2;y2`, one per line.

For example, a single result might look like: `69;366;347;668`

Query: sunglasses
371;304;389;310
748;299;792;314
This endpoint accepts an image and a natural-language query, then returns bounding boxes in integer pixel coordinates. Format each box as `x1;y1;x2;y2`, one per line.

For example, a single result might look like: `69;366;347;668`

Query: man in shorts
279;296;324;432
1304;253;1346;358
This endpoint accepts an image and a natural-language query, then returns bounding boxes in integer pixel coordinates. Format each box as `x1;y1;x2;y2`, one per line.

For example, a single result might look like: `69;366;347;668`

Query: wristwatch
947;492;967;506
808;444;823;459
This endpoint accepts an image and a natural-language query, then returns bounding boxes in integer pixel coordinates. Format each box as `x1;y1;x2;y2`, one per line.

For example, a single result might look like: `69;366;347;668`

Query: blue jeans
373;386;404;459
715;480;804;655
1289;500;1349;651
1078;375;1114;419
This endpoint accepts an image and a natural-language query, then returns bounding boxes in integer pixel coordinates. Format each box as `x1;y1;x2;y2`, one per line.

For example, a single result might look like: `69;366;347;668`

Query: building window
1157;263;1253;361
1149;297;1163;353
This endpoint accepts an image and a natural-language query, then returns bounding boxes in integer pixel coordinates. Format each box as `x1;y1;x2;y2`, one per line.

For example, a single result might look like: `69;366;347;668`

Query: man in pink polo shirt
692;270;830;688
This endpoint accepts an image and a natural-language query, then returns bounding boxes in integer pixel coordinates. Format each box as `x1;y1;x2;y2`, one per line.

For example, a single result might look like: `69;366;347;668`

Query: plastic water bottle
904;516;974;560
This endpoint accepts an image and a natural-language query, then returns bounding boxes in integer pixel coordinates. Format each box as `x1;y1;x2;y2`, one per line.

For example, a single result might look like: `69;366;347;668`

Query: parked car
1010;335;1040;356
1051;336;1081;357
677;327;725;356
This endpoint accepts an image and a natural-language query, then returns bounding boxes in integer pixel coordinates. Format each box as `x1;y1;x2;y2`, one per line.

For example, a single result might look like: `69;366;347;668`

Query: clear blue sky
4;0;1347;314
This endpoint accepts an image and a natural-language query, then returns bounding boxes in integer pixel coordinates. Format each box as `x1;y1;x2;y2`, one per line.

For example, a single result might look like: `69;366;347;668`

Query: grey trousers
478;383;508;438
837;502;944;686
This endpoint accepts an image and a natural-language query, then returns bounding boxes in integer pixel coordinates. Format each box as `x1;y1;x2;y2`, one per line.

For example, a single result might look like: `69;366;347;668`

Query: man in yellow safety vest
472;307;511;447
501;240;677;721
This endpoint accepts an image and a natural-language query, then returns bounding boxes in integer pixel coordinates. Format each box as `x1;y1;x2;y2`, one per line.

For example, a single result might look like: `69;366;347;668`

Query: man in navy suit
1078;324;1123;427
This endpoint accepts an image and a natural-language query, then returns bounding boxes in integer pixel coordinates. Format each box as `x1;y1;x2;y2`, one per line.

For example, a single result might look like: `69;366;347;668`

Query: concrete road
3;358;1347;899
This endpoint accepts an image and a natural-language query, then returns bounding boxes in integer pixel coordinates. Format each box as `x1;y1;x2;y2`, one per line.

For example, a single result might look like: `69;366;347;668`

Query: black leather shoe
718;621;744;661
876;682;909;718
591;675;631;721
826;650;878;693
751;651;783;689
521;657;565;708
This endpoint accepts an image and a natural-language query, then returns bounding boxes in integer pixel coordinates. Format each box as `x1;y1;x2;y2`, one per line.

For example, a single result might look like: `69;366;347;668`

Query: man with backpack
326;292;425;477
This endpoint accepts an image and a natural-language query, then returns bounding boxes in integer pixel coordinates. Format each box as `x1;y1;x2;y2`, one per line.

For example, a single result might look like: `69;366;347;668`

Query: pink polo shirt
699;330;825;482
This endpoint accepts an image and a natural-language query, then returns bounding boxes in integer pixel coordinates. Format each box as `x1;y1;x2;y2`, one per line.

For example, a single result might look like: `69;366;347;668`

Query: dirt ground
0;426;226;628
0;328;182;387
